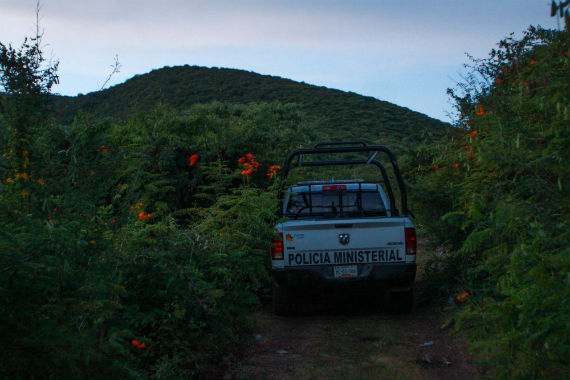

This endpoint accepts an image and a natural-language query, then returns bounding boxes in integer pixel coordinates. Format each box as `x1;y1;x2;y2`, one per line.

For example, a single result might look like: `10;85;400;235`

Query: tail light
323;185;347;191
405;228;416;255
271;233;284;260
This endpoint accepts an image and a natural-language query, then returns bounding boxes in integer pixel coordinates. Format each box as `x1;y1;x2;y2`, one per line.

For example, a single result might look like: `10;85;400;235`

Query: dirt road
223;245;482;380
226;295;480;380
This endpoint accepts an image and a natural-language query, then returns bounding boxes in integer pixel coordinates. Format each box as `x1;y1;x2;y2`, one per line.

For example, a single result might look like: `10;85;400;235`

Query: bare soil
221;243;483;380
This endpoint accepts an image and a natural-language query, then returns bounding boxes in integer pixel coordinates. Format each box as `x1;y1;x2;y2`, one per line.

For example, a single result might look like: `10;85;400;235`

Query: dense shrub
415;24;570;379
1;38;299;377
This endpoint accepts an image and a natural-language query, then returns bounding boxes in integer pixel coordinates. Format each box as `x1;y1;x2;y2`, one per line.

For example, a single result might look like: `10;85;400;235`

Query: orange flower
461;292;469;298
465;145;472;149
456;291;469;303
476;105;485;116
452;163;458;168
238;153;259;177
111;219;116;224
189;154;199;167
431;164;439;170
267;165;282;179
530;60;537;65
137;342;146;349
469;130;478;137
138;213;151;220
132;340;141;346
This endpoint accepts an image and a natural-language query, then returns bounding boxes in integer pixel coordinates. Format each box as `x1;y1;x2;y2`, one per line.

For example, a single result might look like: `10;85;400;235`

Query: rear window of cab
284;184;387;218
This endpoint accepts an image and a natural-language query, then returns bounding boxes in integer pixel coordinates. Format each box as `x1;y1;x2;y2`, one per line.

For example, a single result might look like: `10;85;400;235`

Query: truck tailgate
278;217;412;268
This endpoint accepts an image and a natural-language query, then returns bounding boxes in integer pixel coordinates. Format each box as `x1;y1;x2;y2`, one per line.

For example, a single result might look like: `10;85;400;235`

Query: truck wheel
390;288;414;313
272;283;294;316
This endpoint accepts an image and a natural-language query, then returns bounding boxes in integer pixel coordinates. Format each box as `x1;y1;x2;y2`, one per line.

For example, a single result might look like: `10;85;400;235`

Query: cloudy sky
0;0;560;122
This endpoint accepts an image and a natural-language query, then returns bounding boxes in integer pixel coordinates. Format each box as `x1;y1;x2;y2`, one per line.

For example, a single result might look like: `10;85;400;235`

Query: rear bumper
271;263;416;290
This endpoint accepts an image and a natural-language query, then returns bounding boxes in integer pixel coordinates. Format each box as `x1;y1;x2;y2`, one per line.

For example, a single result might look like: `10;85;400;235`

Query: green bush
416;24;570;379
1;38;294;377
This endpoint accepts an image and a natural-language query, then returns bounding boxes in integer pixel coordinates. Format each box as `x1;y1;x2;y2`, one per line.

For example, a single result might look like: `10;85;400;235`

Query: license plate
334;265;358;278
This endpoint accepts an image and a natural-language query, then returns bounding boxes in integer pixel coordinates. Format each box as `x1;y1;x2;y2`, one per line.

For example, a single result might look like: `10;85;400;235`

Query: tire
272;283;294;316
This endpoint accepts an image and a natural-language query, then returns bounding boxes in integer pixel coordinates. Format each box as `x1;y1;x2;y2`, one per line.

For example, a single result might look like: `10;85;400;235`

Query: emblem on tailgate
338;233;350;245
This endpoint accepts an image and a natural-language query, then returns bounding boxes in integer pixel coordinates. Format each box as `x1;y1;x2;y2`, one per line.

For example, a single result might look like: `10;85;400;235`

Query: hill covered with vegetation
53;65;452;148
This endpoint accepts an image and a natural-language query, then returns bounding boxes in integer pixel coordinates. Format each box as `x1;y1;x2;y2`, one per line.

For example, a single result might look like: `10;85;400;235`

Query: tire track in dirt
228;296;481;380
225;240;482;380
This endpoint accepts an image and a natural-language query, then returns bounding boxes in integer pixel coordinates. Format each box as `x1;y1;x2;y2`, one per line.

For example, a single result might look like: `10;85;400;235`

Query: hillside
53;65;453;147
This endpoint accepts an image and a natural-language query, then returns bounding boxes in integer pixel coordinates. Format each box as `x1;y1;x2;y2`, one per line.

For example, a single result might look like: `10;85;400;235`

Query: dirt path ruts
227;297;480;380
225;242;482;380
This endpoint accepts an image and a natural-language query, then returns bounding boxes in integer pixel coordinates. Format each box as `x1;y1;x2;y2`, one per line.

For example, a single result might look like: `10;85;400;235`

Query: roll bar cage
278;142;408;217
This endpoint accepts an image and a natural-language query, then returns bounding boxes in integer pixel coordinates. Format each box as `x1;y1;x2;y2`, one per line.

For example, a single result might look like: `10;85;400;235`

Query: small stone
276;349;288;355
422;353;433;363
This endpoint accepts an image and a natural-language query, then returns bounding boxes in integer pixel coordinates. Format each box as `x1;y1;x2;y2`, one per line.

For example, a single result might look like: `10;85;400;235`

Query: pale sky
0;0;560;122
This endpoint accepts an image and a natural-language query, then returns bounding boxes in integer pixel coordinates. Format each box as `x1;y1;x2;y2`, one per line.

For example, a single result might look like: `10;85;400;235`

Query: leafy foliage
415;23;570;379
1;71;296;377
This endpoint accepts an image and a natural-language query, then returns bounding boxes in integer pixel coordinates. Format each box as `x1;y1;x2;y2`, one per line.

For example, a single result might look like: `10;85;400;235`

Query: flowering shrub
417;24;570;379
0;81;301;378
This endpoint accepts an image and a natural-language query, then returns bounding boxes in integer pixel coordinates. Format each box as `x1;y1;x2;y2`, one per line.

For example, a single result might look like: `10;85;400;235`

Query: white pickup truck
270;142;417;315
